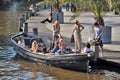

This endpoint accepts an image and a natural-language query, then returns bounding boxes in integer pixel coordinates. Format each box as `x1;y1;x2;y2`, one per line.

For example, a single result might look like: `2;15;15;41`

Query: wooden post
29;10;32;17
32;28;38;36
91;42;99;62
26;11;29;20
95;44;99;58
24;23;28;33
19;17;23;27
22;14;25;23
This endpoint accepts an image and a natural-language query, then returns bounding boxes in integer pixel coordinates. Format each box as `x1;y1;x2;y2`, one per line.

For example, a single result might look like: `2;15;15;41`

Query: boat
11;34;95;72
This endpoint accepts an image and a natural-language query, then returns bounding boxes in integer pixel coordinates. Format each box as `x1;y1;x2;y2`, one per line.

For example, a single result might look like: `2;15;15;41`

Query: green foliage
37;0;66;12
35;0;120;20
112;0;120;14
64;0;117;21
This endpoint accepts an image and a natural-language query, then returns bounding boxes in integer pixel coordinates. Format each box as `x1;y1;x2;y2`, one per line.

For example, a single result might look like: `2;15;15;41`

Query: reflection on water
0;11;24;45
0;46;16;60
0;11;19;36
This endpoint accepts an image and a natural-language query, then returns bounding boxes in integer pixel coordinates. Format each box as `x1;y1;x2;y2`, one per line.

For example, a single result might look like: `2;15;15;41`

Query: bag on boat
70;34;74;43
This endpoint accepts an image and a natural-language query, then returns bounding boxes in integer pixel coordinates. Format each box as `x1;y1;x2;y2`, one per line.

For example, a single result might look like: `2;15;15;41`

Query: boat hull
11;34;90;72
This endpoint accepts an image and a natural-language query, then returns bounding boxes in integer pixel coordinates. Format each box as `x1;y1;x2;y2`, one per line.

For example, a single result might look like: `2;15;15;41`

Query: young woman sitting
50;34;70;54
50;34;62;54
57;38;70;54
29;40;38;53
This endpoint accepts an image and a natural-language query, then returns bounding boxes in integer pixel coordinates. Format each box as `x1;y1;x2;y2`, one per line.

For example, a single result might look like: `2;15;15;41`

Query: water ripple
0;46;16;60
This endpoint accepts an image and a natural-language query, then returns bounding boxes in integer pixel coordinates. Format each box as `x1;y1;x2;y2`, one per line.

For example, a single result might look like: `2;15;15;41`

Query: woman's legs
74;34;81;52
99;45;103;57
41;18;51;23
98;40;104;57
74;36;78;52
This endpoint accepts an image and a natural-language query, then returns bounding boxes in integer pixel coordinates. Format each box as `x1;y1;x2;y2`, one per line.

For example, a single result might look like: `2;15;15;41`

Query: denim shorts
53;30;59;36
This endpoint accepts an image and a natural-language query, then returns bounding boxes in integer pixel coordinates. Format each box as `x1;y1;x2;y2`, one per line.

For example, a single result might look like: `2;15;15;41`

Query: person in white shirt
81;42;94;57
84;43;94;53
82;42;94;54
18;35;25;48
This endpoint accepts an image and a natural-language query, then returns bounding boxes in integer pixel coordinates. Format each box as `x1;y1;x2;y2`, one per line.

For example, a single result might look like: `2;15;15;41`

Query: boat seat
13;37;19;43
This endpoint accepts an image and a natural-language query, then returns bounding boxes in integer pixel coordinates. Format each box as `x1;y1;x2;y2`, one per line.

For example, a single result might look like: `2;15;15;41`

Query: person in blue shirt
94;22;104;57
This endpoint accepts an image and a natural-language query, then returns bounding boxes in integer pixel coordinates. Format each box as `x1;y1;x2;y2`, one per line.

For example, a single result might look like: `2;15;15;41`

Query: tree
37;0;65;12
111;0;120;14
63;0;120;26
63;0;120;43
65;0;109;25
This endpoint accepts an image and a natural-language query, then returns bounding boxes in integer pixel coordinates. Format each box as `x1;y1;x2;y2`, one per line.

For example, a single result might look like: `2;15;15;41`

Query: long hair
31;40;38;51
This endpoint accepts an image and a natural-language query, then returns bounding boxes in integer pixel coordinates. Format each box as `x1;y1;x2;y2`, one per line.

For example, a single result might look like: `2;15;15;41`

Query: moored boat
11;34;95;72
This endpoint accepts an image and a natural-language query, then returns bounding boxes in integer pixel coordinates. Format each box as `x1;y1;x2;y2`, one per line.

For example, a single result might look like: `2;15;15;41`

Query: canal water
0;2;120;80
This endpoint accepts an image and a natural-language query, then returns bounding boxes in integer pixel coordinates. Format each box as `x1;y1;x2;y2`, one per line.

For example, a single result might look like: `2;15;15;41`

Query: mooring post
95;44;99;58
32;28;38;36
24;22;28;33
22;14;26;23
91;42;99;62
26;11;29;20
29;10;32;17
19;17;23;27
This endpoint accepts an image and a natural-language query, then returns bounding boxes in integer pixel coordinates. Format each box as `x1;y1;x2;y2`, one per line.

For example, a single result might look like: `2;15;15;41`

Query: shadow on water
96;59;120;73
89;60;120;80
